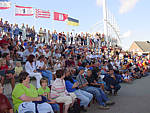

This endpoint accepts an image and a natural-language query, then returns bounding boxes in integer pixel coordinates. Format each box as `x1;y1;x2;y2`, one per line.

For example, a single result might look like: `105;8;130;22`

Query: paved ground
85;75;150;113
4;75;150;113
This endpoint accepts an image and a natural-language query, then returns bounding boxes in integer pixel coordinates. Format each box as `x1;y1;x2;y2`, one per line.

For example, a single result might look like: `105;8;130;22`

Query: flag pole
13;1;16;39
33;7;37;42
103;0;108;46
51;10;55;33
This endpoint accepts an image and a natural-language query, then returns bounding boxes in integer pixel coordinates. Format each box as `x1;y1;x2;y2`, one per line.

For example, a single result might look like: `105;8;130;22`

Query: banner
54;12;68;21
67;17;79;26
35;9;50;18
15;5;33;16
0;0;11;9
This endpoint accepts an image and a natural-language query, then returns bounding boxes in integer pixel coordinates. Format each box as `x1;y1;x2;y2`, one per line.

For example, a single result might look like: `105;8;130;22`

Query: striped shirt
50;78;68;99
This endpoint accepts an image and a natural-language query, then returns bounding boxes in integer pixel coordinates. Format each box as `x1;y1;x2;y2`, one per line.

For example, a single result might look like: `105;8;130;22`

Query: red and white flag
15;5;33;16
54;12;68;21
35;9;50;18
0;0;11;10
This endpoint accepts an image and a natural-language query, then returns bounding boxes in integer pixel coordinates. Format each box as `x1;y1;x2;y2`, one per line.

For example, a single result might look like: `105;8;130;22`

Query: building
129;41;150;55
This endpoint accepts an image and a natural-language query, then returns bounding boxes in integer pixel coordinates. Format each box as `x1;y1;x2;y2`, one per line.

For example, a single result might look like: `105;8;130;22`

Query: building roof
134;41;150;52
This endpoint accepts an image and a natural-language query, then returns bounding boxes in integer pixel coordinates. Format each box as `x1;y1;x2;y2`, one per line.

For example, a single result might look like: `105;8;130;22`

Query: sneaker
80;106;87;112
98;105;110;110
108;91;113;96
105;100;115;105
114;91;118;96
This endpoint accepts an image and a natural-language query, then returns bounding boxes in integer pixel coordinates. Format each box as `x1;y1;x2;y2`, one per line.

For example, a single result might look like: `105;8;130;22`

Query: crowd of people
0;18;150;113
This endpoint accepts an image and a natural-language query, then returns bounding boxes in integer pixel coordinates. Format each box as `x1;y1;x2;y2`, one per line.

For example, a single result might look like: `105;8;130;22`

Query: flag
35;9;50;18
0;0;11;9
67;17;79;26
54;12;68;21
15;5;33;16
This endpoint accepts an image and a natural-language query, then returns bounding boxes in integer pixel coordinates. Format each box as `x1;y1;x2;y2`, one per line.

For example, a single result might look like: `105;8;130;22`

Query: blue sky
0;0;149;50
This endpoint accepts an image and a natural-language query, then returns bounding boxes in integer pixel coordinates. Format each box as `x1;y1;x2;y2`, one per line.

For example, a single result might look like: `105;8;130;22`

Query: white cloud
96;0;103;6
119;0;140;14
121;30;131;38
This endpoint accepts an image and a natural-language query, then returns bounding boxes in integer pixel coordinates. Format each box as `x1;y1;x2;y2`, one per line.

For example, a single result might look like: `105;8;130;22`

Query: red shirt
148;60;150;64
0;64;8;70
0;93;12;113
0;39;8;45
78;62;82;66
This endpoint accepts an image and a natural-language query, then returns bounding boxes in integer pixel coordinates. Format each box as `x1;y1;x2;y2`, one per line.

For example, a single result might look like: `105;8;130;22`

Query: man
0;43;10;55
23;46;35;62
13;24;20;37
0;18;3;35
104;69;121;95
39;28;44;43
0;35;9;46
76;67;114;110
70;32;73;44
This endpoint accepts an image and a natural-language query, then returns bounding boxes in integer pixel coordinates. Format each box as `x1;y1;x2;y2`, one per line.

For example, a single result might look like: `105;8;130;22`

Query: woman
50;69;76;113
36;55;53;86
64;69;93;112
12;71;54;113
25;54;42;88
0;83;13;113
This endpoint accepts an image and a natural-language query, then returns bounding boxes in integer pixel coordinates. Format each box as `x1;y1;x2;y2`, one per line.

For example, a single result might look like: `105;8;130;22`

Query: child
97;70;106;91
122;71;132;83
0;59;15;90
15;61;23;76
38;78;59;112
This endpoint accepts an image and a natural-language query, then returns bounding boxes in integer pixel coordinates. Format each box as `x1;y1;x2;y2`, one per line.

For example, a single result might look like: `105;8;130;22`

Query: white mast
103;0;108;46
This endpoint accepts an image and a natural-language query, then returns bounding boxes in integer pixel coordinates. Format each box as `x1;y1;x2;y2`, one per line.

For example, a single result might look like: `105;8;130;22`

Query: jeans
74;89;93;107
50;103;59;112
105;84;121;92
37;70;53;85
82;86;109;106
47;99;59;112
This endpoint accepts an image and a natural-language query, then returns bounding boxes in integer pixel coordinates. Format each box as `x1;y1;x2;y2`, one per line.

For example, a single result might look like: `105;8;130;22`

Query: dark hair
40;78;48;85
64;76;74;84
19;71;29;83
2;53;9;58
87;69;92;72
56;69;64;78
39;55;45;60
27;54;35;63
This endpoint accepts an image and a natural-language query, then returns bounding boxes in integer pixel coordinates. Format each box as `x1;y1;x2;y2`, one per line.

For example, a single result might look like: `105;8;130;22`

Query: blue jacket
65;78;77;92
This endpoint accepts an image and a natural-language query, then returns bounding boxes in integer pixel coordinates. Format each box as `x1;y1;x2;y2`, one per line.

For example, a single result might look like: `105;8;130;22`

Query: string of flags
0;0;79;26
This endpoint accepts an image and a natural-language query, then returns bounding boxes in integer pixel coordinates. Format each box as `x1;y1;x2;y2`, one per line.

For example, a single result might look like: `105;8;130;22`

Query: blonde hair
16;61;21;67
0;58;4;67
0;83;2;88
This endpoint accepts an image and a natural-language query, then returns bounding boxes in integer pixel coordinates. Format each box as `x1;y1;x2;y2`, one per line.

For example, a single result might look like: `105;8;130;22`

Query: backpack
68;101;80;113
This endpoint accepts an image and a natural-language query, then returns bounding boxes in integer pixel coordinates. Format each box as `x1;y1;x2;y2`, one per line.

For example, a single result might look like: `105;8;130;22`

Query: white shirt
43;51;51;58
55;53;61;59
23;49;35;59
36;60;44;69
25;61;36;74
122;74;130;80
54;63;61;71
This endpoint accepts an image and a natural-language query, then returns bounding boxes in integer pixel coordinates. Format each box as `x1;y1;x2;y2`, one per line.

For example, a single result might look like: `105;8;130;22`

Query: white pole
103;0;108;46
